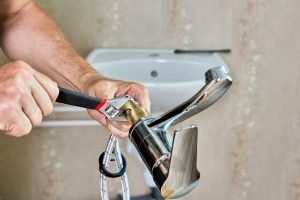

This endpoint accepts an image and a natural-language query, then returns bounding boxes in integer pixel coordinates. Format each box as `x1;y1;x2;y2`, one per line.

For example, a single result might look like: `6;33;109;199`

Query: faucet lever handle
161;124;200;199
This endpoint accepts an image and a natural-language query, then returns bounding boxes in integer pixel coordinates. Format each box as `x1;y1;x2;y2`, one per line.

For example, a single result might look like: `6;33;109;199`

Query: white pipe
53;106;86;113
39;120;99;127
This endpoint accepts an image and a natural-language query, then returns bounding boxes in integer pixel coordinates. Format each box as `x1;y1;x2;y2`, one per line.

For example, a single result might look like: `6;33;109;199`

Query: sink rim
86;48;229;67
86;48;229;85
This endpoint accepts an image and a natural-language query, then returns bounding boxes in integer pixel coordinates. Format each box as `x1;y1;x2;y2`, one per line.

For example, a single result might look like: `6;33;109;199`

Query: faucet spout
148;66;232;128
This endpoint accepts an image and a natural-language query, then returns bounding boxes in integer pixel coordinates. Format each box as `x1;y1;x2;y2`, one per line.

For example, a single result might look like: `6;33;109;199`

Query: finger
29;77;54;117
127;88;151;114
88;109;130;137
34;71;59;102
116;84;151;114
6;111;32;137
110;121;131;132
93;86;115;100
21;93;43;126
133;92;151;114
107;122;128;139
87;109;108;126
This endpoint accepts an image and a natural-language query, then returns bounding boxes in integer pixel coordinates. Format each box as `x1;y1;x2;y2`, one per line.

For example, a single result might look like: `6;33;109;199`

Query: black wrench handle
56;87;106;110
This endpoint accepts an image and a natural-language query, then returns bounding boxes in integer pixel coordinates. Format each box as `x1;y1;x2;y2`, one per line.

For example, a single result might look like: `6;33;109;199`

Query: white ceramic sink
86;49;229;113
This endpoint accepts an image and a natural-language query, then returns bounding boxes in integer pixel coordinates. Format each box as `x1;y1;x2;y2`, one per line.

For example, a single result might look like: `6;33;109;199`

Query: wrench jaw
98;96;132;121
98;95;147;123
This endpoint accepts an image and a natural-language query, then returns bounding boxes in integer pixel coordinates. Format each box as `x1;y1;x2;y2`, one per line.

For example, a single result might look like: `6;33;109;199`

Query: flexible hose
99;134;130;200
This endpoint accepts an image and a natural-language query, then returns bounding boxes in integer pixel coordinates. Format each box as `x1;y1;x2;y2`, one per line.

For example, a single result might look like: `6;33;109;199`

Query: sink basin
86;49;229;113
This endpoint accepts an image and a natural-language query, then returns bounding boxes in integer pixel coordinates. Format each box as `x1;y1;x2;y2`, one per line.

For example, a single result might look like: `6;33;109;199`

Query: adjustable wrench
56;87;141;121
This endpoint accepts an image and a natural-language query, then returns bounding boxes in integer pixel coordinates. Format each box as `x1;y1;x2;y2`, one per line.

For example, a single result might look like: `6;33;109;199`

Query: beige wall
1;0;300;200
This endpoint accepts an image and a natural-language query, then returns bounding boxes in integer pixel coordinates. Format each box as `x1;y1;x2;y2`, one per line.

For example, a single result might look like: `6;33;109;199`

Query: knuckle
130;82;141;87
31;119;42;127
13;60;25;66
2;82;29;99
133;83;148;93
50;82;59;101
13;60;30;68
42;102;53;117
11;119;32;137
23;123;32;135
15;84;26;95
31;110;43;126
136;82;145;88
13;67;31;81
7;83;27;98
12;127;31;137
9;61;33;81
0;103;13;115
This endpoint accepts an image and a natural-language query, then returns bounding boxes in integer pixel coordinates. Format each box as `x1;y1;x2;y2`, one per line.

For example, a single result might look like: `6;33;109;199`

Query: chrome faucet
127;66;232;199
55;66;232;199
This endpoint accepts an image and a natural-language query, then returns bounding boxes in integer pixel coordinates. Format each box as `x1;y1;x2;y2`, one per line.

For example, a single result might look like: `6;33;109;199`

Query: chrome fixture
128;66;232;198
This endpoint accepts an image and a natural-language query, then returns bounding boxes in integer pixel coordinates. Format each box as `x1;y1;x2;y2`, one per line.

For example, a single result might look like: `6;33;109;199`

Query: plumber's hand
84;77;151;138
0;61;59;137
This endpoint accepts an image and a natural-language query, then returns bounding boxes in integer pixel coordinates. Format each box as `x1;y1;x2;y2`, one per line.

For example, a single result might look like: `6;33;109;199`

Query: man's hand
84;77;151;138
0;0;150;139
0;61;59;137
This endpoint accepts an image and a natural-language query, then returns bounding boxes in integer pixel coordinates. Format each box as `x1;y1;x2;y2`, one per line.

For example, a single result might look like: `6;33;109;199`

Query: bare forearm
0;1;101;92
